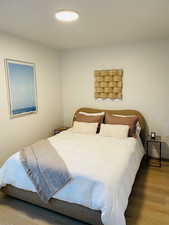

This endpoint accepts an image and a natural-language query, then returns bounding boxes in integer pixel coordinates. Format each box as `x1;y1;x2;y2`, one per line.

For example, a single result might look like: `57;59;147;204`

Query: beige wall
0;33;63;165
60;40;169;158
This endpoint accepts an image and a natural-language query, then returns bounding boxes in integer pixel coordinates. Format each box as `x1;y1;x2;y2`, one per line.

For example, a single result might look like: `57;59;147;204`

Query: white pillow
99;124;129;139
79;111;105;116
72;121;98;134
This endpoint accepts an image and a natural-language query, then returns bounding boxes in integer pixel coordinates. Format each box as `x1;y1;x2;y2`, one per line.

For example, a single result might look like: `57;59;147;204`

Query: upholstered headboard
73;107;147;143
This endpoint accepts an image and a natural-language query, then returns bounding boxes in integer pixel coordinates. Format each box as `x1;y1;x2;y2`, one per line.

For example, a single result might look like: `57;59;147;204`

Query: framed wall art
5;59;38;118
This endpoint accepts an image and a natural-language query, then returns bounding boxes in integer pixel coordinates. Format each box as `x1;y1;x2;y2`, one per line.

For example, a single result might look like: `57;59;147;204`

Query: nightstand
54;127;69;135
145;135;162;167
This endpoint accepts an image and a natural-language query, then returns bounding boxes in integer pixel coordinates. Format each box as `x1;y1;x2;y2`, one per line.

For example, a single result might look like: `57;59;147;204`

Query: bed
0;108;146;225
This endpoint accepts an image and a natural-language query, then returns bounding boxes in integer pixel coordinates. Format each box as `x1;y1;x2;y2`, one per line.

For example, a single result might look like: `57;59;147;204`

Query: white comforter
0;130;144;225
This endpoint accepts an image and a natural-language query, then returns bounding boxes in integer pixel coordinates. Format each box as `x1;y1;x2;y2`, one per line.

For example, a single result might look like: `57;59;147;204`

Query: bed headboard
73;107;147;143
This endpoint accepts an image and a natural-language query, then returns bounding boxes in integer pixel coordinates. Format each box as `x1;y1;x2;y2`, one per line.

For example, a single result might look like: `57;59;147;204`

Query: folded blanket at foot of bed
20;139;71;203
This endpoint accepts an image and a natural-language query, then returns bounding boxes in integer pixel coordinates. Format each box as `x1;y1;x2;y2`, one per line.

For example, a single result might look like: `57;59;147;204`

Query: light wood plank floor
0;161;169;225
126;161;169;225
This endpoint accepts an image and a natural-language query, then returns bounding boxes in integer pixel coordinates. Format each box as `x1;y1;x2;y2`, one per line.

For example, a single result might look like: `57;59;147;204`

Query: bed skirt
2;185;103;225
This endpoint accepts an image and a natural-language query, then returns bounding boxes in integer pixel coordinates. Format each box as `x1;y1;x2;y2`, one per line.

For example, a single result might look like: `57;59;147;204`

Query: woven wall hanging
94;69;123;99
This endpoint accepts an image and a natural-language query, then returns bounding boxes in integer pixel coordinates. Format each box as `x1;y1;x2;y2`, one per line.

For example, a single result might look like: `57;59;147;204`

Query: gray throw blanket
20;139;71;203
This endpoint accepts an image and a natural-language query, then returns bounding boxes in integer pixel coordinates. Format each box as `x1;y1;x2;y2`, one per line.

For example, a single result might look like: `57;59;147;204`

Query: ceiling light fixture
55;10;79;22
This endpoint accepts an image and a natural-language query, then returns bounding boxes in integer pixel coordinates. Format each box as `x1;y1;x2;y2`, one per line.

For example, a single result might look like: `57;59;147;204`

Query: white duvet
0;130;144;225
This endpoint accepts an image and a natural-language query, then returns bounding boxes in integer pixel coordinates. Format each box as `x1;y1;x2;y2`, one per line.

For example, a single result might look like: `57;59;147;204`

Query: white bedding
0;130;144;225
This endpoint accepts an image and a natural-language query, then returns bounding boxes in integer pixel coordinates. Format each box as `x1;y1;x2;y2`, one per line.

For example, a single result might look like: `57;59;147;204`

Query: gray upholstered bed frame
2;185;103;225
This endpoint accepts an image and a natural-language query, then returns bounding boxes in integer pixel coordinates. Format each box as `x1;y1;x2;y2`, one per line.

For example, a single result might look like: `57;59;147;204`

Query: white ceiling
0;0;169;50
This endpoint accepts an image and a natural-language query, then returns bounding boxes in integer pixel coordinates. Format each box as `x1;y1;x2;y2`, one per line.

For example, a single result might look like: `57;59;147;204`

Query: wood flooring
0;160;169;225
126;160;169;225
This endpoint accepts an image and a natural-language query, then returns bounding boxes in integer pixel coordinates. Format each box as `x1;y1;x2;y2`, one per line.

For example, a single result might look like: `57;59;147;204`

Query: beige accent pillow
72;121;98;134
99;124;129;139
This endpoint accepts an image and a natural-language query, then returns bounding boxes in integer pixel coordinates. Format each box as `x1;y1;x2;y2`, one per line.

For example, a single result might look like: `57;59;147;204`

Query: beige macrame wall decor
95;69;123;100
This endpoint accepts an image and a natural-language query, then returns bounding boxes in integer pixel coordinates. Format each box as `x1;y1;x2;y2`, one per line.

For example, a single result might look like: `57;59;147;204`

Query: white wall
0;33;63;165
61;40;169;158
1;34;169;162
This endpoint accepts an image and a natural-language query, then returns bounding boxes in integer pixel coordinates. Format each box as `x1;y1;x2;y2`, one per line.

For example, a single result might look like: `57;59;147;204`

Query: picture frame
5;59;38;118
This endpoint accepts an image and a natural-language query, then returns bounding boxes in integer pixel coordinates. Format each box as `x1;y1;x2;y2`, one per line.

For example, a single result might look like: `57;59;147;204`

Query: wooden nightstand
54;127;69;135
145;135;162;167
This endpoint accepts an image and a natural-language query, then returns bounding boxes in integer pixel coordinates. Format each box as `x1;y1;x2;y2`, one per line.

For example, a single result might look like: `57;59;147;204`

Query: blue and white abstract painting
6;59;37;117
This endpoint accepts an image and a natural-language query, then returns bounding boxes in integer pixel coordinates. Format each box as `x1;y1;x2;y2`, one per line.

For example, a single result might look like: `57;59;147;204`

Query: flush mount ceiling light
55;10;79;22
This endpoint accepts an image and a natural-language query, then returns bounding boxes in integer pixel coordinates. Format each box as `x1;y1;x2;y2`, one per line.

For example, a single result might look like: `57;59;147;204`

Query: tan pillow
99;124;129;139
75;112;104;123
79;111;105;116
72;121;98;134
112;114;141;137
105;112;138;137
75;112;104;133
